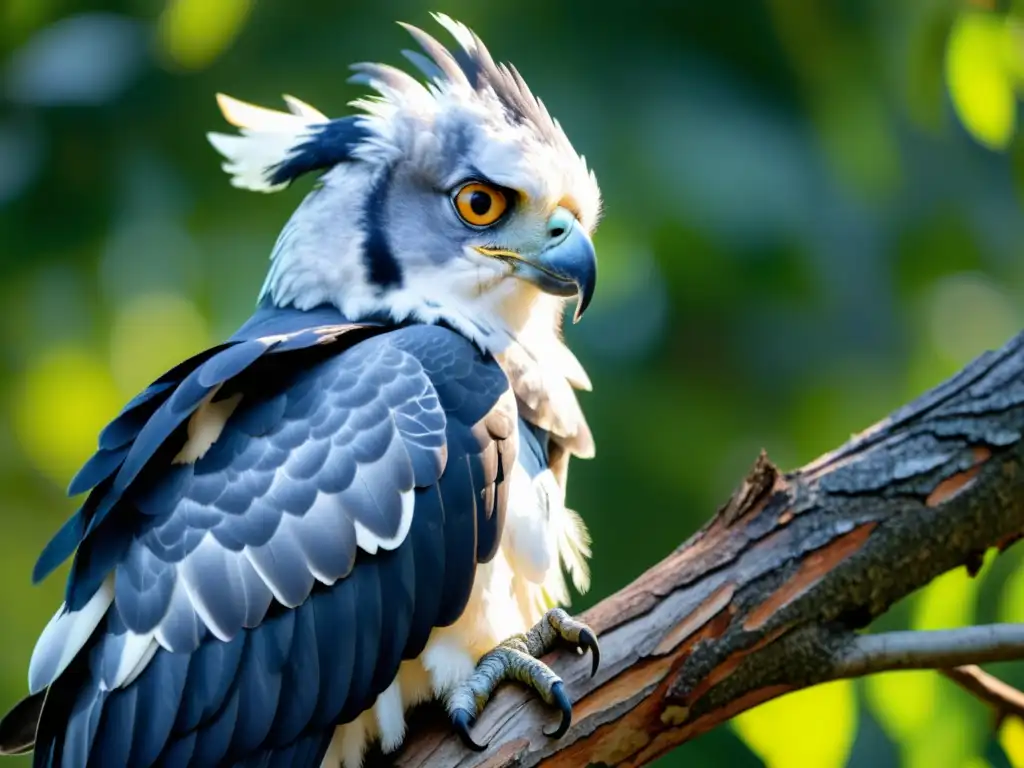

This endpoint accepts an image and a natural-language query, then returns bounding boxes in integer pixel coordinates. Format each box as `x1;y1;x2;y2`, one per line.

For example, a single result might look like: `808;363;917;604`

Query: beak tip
572;294;591;323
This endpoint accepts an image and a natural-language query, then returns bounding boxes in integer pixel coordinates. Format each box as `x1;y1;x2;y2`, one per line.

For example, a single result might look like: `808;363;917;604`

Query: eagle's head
209;13;601;359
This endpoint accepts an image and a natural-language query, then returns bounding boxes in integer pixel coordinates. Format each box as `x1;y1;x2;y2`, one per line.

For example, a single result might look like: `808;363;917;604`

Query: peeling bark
378;331;1024;768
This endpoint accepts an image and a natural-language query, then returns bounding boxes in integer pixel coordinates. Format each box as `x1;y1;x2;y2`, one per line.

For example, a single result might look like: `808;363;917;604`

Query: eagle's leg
447;608;600;751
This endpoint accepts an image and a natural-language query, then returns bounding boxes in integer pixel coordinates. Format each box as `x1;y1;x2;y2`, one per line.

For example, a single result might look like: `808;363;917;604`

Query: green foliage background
2;0;1024;765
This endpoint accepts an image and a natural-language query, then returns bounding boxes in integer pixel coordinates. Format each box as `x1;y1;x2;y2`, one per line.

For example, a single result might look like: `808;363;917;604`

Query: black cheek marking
362;167;403;291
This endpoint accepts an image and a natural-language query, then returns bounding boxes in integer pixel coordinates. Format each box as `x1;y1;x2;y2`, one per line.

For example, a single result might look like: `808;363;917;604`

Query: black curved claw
543;681;573;739
452;708;488;752
578;628;601;678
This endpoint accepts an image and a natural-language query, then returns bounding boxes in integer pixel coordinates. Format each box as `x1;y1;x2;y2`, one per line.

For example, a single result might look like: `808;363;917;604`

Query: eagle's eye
453;182;508;227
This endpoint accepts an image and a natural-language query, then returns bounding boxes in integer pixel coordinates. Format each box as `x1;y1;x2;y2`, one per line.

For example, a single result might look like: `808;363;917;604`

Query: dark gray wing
10;315;516;768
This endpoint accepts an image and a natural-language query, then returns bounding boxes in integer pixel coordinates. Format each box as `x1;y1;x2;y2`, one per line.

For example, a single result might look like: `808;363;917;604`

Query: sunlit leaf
157;0;253;71
998;18;1024;85
914;560;985;630
946;11;1017;150
998;556;1024;623
1001;717;1024;767
866;670;940;743
11;345;122;486
732;680;857;768
866;564;991;767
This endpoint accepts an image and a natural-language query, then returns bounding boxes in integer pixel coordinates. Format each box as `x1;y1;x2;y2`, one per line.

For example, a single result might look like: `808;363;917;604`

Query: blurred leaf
997;18;1024;84
157;0;253;71
108;291;210;397
6;13;147;106
866;671;940;745
732;680;857;768
867;565;991;768
904;0;957;131
1;0;55;46
788;359;901;461
1000;717;1024;767
11;345;122;487
915;560;989;630
893;211;985;300
998;555;1024;622
923;272;1021;369
815;78;902;197
906;272;1021;403
946;10;1017;150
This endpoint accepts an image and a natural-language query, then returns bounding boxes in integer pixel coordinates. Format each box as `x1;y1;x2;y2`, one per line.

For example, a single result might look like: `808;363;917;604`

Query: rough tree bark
376;330;1024;768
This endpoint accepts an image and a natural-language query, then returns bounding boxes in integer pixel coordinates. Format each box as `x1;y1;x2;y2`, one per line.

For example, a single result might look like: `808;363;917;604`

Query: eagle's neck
258;168;592;459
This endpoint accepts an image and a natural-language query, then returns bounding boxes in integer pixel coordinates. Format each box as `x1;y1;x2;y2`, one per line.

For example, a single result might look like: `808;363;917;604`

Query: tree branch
941;666;1024;723
381;330;1024;768
835;625;1024;676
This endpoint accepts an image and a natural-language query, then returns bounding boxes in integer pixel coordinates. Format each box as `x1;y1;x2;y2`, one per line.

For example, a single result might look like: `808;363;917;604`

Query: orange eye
453;182;508;227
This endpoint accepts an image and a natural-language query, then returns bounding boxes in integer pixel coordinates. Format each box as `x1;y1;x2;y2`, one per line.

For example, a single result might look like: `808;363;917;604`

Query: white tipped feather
119;635;160;689
432;13;477;52
282;94;327;120
216;93;319;131
208;93;329;193
557;507;592;594
29;575;114;694
108;631;159;691
352;485;415;555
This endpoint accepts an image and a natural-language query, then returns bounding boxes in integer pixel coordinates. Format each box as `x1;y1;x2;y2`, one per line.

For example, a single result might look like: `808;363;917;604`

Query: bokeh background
2;0;1024;766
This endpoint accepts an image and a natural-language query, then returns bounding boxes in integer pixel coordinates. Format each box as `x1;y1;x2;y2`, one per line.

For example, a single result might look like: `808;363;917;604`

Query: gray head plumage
208;12;601;379
209;15;595;205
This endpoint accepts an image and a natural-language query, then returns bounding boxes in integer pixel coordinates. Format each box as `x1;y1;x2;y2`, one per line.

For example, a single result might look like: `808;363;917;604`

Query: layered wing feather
7;308;516;768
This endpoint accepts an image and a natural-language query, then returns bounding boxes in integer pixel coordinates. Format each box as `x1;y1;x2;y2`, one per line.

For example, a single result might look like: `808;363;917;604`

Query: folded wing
5;309;516;768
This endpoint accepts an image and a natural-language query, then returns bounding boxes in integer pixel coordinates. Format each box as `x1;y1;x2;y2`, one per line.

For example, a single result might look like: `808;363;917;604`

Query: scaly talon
543;681;572;738
577;627;601;677
446;608;600;748
545;608;601;678
451;708;487;752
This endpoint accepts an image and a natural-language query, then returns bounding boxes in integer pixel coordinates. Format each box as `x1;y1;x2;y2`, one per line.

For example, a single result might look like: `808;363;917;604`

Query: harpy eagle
0;13;601;768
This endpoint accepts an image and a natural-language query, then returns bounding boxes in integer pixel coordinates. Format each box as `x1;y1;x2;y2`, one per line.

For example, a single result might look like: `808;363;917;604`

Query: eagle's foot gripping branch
447;608;600;751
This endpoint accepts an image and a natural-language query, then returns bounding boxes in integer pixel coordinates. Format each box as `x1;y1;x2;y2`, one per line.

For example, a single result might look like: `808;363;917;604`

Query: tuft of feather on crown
207;93;331;192
206;13;597;218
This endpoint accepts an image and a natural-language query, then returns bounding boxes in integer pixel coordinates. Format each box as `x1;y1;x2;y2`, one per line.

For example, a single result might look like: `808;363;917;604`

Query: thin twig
941;665;1024;723
834;625;1024;677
